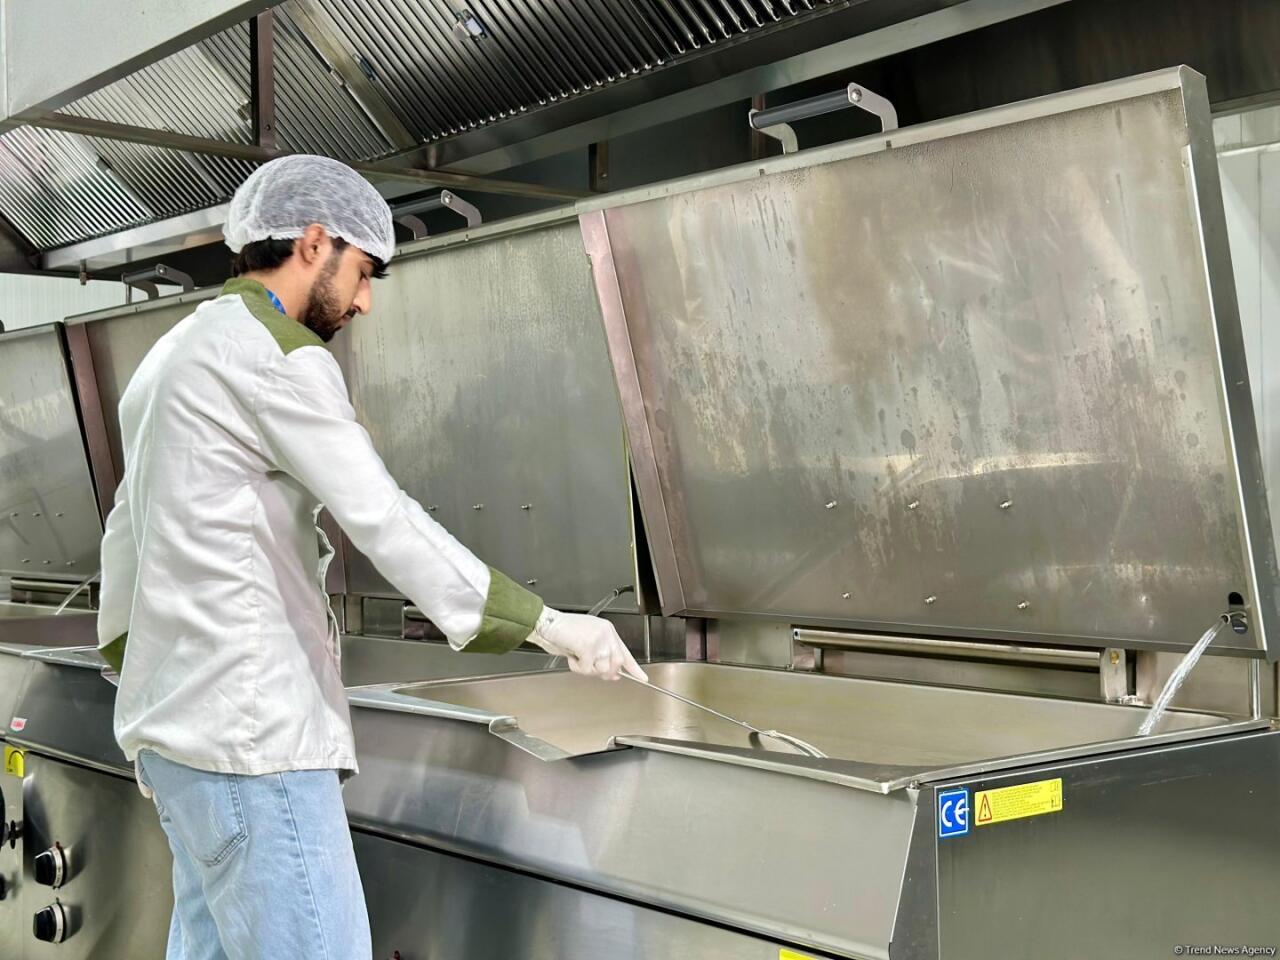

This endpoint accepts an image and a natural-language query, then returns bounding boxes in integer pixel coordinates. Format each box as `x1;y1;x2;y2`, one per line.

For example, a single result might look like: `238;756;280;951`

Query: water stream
1136;616;1229;736
53;569;99;615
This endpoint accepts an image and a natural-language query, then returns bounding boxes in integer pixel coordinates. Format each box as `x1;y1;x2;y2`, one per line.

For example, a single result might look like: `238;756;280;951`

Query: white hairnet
224;155;396;265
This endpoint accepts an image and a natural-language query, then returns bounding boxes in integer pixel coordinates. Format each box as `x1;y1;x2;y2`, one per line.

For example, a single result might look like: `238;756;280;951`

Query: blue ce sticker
937;788;970;838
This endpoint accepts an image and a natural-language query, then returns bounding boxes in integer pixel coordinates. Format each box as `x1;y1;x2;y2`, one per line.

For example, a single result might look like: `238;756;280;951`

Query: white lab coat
98;279;542;778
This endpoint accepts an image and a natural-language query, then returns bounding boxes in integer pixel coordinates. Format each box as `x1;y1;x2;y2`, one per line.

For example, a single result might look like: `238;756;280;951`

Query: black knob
0;873;7;900
3;819;19;849
33;846;66;887
33;902;67;943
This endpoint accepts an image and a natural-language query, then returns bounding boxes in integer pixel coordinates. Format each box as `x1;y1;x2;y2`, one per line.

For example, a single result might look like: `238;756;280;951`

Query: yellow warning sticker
780;951;818;960
975;777;1062;826
3;745;24;778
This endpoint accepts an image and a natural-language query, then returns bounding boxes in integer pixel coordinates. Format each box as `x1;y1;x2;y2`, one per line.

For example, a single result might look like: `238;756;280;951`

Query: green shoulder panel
101;632;127;674
221;278;323;355
465;568;544;654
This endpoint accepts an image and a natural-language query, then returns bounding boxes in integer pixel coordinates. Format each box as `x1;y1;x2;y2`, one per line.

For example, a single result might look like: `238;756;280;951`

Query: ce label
937;788;970;838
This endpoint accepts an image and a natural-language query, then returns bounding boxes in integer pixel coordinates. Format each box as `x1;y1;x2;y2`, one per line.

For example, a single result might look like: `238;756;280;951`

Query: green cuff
101;633;127;674
464;568;544;654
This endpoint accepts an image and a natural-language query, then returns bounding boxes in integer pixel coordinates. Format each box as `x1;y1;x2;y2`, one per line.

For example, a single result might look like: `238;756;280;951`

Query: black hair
230;236;388;279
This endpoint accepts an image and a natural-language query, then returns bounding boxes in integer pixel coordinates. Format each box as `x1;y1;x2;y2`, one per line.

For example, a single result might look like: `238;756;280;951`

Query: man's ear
296;224;330;267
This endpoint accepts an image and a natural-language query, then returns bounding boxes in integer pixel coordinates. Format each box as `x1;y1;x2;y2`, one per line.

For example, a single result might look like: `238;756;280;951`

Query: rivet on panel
55;513;64;518
32;512;41;518
41;560;50;565
1017;600;1030;611
20;558;29;564
427;505;439;512
520;504;532;511
526;579;539;586
472;504;484;511
841;592;851;600
999;500;1013;510
924;595;937;605
65;561;75;567
825;501;838;510
907;500;920;511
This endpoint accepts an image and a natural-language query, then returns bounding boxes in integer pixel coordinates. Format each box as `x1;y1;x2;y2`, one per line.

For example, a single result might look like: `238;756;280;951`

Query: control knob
0;817;18;849
33;902;68;943
33;844;67;888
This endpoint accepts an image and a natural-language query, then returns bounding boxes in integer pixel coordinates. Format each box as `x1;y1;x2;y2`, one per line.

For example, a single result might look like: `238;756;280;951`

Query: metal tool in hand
586;585;633;618
572;587;826;759
621;673;827;759
541;585;637;671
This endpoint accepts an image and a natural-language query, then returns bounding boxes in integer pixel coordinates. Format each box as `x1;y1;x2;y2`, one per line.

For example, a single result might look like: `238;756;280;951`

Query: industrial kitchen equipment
0;64;1275;960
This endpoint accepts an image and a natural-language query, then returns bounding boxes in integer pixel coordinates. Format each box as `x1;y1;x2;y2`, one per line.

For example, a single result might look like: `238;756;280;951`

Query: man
96;155;646;959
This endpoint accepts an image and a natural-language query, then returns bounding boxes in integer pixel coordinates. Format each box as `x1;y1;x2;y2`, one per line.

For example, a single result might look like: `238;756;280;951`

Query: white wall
0;274;124;331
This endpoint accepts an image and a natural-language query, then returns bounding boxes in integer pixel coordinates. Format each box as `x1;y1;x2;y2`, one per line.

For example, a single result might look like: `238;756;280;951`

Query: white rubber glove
529;608;649;682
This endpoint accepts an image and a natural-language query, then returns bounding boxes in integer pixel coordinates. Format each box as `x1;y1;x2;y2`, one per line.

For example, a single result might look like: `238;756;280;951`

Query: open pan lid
581;67;1278;659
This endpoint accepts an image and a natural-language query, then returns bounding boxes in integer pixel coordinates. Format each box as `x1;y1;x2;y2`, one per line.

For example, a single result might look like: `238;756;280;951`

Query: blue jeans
137;750;371;960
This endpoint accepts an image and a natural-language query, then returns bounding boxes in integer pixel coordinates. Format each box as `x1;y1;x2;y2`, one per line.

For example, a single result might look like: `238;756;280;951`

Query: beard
300;253;355;343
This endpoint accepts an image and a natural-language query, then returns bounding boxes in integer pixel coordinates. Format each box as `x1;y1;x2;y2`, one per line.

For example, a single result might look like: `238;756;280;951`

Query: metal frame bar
589;140;610;192
18;113;587;201
1179;69;1280;663
749;81;898;154
579;209;685;616
40;203;230;272
61;324;121;518
25;113;278;163
792;628;1101;669
354;160;586;200
249;11;278;150
679;605;1275;660
392;190;483;238
45;185;574;277
122;263;197;303
748;82;893;130
64;286;218;327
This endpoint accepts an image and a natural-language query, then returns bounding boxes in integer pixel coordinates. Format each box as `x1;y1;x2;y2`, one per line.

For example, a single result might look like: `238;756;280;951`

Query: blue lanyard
264;289;286;315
